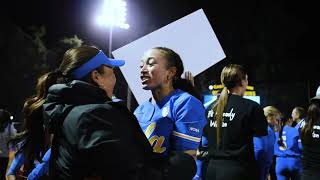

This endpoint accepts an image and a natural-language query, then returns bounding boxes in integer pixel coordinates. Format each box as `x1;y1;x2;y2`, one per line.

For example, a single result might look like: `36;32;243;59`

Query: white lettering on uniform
312;126;320;139
209;120;228;128
210;120;215;127
208;109;214;118
209;108;236;128
313;125;320;130
223;108;235;121
312;131;319;138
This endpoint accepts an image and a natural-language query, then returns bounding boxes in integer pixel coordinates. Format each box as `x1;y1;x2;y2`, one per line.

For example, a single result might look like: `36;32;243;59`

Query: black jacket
43;80;159;180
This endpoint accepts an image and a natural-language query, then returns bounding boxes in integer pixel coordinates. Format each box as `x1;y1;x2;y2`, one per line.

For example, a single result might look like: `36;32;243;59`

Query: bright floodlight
96;0;130;29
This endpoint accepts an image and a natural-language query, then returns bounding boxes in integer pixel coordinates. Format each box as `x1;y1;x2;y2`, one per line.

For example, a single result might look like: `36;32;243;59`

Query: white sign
113;9;226;105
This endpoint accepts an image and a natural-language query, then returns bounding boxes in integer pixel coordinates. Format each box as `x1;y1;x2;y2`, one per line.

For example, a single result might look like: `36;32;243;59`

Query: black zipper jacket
43;80;161;180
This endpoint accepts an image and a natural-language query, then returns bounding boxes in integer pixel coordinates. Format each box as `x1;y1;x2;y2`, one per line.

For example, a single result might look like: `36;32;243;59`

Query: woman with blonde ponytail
204;64;268;180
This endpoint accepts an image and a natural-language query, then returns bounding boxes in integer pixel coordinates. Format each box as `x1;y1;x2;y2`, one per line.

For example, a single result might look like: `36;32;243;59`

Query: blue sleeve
27;148;51;180
294;128;303;152
253;136;267;180
7;152;26;176
193;159;203;180
201;136;208;147
253;136;265;160
172;96;207;151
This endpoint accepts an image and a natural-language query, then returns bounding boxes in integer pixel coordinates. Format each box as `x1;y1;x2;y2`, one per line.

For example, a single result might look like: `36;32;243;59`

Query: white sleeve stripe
172;131;201;142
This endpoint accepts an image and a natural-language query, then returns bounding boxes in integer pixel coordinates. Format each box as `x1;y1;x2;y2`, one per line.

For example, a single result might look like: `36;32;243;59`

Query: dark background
0;0;317;123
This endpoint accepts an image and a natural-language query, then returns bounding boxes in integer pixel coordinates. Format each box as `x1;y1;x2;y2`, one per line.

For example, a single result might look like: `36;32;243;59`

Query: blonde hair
213;64;246;145
263;106;280;120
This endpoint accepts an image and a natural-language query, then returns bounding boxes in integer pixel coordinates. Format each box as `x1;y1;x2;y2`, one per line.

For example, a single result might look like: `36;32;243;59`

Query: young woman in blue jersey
300;87;320;180
291;107;305;130
262;106;282;180
253;106;278;180
274;114;302;180
204;64;268;180
134;47;206;179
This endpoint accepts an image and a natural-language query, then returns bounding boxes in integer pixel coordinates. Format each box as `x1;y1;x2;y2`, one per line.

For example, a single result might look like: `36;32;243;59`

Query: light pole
96;0;131;108
108;25;113;56
97;0;129;54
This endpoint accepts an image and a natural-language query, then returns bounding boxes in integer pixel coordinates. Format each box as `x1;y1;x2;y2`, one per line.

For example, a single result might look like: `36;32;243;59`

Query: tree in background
0;22;83;130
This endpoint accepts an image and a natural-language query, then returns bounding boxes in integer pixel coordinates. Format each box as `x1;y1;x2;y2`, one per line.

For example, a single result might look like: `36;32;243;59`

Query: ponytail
212;64;247;146
213;87;228;146
277;119;287;147
11;70;61;161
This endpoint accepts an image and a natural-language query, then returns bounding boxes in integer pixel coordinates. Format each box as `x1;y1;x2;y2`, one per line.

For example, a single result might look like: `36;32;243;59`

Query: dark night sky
6;0;315;65
6;0;200;48
6;0;315;59
2;0;318;118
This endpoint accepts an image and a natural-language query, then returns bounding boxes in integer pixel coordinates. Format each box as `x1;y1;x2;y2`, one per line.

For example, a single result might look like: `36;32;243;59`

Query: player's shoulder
240;96;259;107
134;100;153;113
173;89;202;105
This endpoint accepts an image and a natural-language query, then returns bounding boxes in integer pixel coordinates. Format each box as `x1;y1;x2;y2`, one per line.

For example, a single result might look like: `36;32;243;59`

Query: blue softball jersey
134;89;207;155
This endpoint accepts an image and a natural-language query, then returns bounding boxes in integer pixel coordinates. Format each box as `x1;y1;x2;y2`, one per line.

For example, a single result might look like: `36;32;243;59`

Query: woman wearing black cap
300;86;320;180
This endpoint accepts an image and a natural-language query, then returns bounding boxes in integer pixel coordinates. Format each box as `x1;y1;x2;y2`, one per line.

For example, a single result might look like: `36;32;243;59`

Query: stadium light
96;0;132;109
96;0;130;55
96;0;130;29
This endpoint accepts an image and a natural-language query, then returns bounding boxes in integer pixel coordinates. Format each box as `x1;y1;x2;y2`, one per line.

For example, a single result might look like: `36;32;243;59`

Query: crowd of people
0;45;319;180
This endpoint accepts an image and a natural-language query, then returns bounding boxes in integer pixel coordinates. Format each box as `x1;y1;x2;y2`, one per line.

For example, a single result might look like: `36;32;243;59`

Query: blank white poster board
113;9;226;104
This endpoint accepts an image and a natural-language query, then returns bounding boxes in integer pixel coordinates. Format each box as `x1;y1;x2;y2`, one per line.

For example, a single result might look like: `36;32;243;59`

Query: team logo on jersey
145;123;156;138
189;127;200;133
145;122;166;153
162;106;169;117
